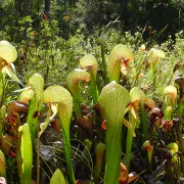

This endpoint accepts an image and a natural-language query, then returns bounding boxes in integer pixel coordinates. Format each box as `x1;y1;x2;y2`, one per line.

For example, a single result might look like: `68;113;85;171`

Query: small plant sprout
98;81;130;184
67;69;90;116
108;44;133;82
164;106;173;121
163;86;177;126
94;142;105;183
43;86;75;184
0;41;21;84
125;87;141;170
167;143;180;178
80;54;99;103
142;140;153;171
167;143;179;162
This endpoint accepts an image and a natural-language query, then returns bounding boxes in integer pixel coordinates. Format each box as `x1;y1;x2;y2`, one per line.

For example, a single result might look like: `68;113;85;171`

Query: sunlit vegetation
1;1;184;184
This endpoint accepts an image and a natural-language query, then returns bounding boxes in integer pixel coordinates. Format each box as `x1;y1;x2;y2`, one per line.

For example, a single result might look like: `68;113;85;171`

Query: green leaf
50;169;66;184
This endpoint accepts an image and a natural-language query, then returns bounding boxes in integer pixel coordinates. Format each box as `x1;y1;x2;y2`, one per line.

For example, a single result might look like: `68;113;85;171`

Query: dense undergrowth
1;18;184;184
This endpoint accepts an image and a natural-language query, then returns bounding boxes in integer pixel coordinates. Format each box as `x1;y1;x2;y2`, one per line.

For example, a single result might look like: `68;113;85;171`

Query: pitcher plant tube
93;142;105;183
108;44;133;82
80;54;99;104
43;85;75;184
147;48;165;90
50;169;67;184
67;69;90;116
18;124;33;184
125;87;141;170
98;81;130;184
26;73;44;142
97;36;108;83
0;40;21;84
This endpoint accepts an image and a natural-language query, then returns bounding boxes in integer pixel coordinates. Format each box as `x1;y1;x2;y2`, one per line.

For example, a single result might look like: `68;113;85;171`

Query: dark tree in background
14;0;30;16
1;0;184;39
44;0;50;17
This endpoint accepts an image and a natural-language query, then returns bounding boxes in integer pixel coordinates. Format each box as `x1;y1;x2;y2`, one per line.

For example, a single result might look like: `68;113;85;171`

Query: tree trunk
22;0;30;16
121;0;129;20
14;0;22;15
44;0;50;17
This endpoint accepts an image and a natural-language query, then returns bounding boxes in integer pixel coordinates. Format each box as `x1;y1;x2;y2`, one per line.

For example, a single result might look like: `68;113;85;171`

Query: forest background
0;0;183;85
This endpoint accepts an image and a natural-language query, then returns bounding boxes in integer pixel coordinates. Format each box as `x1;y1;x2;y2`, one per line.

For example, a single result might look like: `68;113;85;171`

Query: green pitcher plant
132;44;146;87
15;73;44;184
164;85;177;107
163;86;177;130
108;44;133;82
80;54;99;104
26;73;44;142
0;40;21;84
18;124;33;184
67;69;90;116
147;48;165;89
94;142;105;183
50;169;67;184
43;85;75;184
142;140;153;172
125;87;141;170
98;81;130;184
97;36;108;83
166;142;180;179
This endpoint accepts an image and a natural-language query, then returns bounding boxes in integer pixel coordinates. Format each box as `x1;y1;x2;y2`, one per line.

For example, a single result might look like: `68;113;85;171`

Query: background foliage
0;0;184;85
